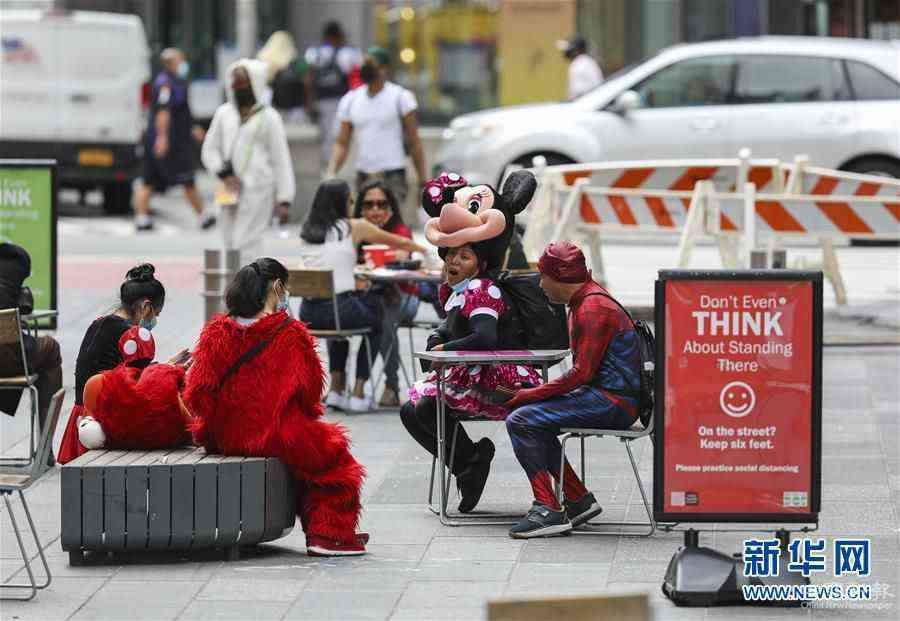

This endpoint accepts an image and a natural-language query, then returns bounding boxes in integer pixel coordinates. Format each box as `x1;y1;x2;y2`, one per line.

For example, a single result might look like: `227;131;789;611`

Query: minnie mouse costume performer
400;170;542;514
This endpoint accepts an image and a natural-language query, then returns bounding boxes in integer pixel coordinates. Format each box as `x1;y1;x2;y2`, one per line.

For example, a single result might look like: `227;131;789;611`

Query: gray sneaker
509;502;572;539
565;492;603;527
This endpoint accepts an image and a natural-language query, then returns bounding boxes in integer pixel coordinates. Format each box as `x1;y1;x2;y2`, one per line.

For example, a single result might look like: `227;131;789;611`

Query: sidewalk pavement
1;200;898;620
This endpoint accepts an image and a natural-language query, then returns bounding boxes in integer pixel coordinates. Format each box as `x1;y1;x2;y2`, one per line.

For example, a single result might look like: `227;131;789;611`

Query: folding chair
289;269;377;409
1;388;64;601
557;414;656;537
402;318;441;381
0;308;40;466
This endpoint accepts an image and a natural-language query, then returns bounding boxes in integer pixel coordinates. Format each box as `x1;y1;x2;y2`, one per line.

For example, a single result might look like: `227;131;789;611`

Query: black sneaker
509;502;572;539
456;438;495;514
565;492;603;527
135;220;154;232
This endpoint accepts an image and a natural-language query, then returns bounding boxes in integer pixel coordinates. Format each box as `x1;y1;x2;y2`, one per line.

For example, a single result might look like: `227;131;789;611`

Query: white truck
0;8;150;213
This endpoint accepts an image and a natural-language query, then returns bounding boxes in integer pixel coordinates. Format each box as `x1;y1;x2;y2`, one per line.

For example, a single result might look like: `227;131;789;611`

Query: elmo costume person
184;308;367;556
73;326;191;452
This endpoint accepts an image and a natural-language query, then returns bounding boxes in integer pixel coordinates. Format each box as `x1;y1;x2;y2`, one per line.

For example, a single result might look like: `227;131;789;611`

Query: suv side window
633;56;735;108
846;61;900;100
734;55;850;103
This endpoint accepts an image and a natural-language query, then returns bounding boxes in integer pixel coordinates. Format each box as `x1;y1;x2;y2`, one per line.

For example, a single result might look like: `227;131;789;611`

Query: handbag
214;111;268;209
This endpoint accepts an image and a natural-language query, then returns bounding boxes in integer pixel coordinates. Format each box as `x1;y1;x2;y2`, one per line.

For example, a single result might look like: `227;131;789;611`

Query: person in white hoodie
202;59;296;260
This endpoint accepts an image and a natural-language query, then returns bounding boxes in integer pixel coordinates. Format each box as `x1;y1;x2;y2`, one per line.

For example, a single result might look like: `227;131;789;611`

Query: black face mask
360;63;378;84
234;87;255;108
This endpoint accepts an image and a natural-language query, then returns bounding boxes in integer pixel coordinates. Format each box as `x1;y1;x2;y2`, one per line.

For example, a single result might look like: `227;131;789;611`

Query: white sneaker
325;391;348;410
348;395;374;412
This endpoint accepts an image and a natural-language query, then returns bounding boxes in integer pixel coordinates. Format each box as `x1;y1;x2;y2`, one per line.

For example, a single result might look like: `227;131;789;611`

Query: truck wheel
102;183;133;215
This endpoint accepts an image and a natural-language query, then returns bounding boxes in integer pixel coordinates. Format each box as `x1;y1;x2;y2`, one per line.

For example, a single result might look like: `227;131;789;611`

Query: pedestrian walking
201;59;295;261
134;48;215;232
557;36;603;100
326;46;426;212
304;21;362;168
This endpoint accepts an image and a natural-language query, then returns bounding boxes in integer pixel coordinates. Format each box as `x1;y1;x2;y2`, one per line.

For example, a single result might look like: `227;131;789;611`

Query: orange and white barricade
525;151;900;304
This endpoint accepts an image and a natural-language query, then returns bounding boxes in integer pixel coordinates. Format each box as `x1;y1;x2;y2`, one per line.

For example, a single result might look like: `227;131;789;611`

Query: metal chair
289;269;377;409
557;414;656;537
0;308;40;466
1;388;65;601
402;318;442;381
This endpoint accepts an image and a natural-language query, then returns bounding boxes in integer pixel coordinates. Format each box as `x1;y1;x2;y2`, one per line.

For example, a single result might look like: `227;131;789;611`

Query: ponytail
225;258;289;318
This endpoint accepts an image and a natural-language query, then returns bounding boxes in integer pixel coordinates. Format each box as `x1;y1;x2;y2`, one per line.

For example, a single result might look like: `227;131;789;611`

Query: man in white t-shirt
304;21;362;167
326;46;426;208
558;37;603;100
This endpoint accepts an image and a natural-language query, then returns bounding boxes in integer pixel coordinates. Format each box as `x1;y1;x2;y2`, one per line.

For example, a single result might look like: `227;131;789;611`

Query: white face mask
176;60;190;79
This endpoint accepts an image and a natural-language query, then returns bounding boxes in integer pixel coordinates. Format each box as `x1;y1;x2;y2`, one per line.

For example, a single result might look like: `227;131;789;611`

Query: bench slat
217;457;242;547
263;458;293;541
241;458;266;544
104;452;145;550
170;448;206;549
82;450;129;549
193;455;221;548
147;448;194;549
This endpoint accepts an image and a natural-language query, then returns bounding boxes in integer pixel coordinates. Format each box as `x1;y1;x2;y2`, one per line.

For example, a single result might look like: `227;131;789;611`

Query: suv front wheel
842;157;900;180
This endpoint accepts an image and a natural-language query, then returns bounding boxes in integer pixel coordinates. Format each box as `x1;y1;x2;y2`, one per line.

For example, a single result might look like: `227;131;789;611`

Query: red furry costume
183;311;366;546
57;326;190;460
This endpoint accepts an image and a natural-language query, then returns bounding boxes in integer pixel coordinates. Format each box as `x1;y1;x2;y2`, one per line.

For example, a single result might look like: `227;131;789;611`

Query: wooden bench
60;447;296;565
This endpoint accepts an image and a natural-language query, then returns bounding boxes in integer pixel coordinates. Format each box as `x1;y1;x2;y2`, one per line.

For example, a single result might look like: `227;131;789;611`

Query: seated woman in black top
57;264;185;463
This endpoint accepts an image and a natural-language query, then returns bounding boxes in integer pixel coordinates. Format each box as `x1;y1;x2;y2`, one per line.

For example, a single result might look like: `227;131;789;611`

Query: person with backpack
504;241;643;539
400;241;543;515
304;22;362;167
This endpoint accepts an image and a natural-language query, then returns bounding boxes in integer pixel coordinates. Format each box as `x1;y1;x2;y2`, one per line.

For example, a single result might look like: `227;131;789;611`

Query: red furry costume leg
273;415;365;542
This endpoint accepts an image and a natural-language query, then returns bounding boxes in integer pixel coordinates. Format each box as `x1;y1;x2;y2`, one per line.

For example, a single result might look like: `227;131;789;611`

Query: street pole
236;0;257;59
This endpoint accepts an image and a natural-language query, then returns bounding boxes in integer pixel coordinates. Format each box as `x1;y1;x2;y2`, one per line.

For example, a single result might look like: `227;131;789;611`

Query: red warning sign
657;274;821;521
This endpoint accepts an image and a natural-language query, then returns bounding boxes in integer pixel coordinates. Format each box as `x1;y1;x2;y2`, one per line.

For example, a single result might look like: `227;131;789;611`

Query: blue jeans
299;292;381;381
379;292;419;391
506;386;637;490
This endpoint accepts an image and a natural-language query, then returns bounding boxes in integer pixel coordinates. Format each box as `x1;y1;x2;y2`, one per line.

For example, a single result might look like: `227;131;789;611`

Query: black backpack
587;292;656;429
491;271;569;355
313;47;350;99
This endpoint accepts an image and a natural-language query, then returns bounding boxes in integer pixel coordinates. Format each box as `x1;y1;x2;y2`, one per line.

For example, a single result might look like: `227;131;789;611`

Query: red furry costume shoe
184;311;367;556
71;326;191;452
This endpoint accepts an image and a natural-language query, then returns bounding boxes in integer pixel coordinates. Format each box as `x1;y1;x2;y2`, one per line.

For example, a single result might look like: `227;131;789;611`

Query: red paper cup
363;245;394;268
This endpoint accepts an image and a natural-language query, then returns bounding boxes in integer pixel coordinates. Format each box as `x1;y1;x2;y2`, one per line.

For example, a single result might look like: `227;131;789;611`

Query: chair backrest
0;308;29;376
31;388;64;479
288;269;335;300
287;268;341;331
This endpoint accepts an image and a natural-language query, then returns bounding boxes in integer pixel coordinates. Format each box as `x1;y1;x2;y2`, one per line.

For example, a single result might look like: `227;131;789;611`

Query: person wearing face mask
185;258;369;557
57;264;190;463
399;242;543;515
134;48;214;232
326;46;426;215
202;60;296;261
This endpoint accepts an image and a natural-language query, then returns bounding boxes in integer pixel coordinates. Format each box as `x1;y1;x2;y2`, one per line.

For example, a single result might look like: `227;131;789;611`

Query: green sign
0;161;57;317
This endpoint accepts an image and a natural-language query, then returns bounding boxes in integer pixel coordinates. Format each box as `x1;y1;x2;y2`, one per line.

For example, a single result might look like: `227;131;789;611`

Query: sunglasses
362;200;390;210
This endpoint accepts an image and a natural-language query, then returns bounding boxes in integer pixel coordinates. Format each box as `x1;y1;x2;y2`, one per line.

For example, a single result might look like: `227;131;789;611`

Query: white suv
435;37;900;186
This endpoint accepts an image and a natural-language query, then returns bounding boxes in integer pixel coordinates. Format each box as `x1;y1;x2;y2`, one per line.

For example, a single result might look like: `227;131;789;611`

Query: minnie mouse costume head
421;170;537;270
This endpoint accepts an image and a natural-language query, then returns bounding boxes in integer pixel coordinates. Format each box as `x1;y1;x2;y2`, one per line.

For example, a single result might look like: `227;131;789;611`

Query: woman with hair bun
57;264;189;463
185;258;369;557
